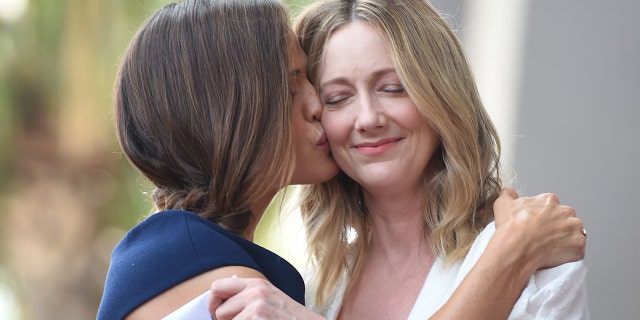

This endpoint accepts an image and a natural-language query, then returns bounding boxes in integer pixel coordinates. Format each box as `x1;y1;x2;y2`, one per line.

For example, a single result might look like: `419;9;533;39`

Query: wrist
488;223;541;281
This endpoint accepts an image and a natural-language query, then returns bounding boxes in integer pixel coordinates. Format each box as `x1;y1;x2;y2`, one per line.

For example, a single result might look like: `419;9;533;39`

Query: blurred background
0;0;637;319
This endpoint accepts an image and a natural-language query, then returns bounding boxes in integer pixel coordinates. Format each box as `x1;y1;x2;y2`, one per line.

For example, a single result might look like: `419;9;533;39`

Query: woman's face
288;36;339;185
318;21;439;194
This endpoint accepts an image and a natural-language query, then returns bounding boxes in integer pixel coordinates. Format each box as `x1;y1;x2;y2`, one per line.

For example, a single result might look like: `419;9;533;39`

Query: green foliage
287;0;315;16
0;0;319;231
0;0;321;317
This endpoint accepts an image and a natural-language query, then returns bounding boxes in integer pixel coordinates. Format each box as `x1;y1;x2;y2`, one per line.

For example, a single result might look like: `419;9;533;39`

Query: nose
355;95;385;132
301;80;322;122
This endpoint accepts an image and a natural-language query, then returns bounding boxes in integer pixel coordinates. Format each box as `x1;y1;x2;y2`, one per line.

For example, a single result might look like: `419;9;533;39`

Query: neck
364;188;429;259
240;189;278;241
364;198;434;284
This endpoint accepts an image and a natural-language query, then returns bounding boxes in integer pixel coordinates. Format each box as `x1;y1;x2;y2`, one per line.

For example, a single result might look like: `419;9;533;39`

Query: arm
429;188;586;320
126;266;265;319
208;188;586;320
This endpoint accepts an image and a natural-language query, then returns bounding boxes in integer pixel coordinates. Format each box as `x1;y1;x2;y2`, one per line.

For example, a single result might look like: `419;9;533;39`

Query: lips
353;137;401;156
316;132;330;150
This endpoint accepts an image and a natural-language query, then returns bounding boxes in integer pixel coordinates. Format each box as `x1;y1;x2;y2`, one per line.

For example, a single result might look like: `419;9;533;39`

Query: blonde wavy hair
295;0;502;306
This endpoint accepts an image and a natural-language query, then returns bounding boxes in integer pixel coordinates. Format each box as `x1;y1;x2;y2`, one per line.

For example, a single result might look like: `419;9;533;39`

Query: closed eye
380;84;406;94
323;93;351;107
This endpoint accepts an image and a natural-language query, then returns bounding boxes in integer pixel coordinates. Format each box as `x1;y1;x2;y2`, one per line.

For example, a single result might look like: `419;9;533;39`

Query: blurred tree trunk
1;1;154;319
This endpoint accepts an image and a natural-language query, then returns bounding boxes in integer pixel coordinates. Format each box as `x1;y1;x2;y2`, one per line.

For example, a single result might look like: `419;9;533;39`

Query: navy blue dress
97;210;304;319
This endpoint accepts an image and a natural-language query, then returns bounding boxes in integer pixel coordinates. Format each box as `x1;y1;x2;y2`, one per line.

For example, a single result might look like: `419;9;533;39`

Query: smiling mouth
354;138;401;155
355;137;401;148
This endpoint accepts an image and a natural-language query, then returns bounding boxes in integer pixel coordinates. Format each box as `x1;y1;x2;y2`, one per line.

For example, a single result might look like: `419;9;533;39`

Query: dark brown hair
115;0;294;235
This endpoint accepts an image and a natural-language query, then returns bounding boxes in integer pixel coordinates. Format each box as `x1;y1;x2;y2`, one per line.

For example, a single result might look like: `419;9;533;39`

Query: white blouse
306;222;590;320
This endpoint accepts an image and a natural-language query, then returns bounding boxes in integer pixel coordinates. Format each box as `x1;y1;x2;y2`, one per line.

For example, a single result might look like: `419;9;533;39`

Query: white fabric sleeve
510;261;590;319
458;222;590;320
160;290;211;320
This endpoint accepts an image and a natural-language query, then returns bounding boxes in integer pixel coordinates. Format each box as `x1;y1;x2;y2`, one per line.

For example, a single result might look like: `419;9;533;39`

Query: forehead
320;21;394;79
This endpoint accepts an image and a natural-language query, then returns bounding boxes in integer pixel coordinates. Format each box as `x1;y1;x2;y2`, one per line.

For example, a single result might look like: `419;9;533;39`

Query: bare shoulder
125;266;265;319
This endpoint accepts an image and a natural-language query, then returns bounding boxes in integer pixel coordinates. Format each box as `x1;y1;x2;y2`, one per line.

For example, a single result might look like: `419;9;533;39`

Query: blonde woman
208;0;587;319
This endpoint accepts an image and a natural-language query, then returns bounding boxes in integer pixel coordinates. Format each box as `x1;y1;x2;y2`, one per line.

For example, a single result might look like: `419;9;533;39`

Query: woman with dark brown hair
97;0;337;318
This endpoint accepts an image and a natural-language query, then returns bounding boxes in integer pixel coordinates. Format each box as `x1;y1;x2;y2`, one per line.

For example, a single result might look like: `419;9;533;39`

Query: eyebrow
320;67;397;87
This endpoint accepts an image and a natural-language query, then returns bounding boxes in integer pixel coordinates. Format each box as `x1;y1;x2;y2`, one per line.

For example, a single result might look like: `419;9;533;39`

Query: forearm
429;189;586;319
430;226;538;319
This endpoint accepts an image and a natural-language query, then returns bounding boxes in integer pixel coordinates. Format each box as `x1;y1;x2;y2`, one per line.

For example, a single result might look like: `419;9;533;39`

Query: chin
320;163;340;182
292;162;339;185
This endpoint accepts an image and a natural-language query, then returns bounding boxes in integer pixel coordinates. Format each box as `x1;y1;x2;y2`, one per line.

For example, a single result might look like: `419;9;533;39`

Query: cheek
322;114;355;173
415;121;440;164
290;100;306;137
399;102;425;127
290;107;309;161
321;112;349;146
397;104;439;154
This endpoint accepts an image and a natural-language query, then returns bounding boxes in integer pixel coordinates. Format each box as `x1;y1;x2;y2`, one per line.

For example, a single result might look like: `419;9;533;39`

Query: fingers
549;215;586;264
577;222;587;260
493;190;587;269
534;192;559;205
209;277;280;320
571;216;587;260
209;277;248;318
211;281;319;320
499;187;519;200
531;198;585;268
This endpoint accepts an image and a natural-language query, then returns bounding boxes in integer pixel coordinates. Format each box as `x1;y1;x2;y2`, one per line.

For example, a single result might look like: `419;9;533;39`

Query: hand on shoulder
209;276;326;320
493;188;586;270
